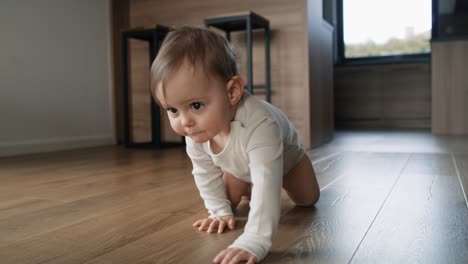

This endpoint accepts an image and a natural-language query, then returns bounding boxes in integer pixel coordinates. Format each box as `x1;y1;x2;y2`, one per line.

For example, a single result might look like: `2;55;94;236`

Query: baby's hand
192;215;235;234
213;247;257;264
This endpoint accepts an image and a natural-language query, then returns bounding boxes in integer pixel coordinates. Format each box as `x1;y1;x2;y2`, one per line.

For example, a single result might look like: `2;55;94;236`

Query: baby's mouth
187;131;202;136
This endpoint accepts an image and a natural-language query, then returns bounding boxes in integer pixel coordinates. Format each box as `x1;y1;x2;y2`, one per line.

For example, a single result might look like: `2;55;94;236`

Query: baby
150;26;320;263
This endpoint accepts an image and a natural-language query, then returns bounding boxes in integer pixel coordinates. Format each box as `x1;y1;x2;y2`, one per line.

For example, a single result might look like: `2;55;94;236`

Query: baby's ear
227;75;244;105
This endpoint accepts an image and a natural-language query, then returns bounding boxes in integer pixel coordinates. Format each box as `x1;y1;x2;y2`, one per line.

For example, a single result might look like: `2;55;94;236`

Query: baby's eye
166;108;178;114
190;102;204;110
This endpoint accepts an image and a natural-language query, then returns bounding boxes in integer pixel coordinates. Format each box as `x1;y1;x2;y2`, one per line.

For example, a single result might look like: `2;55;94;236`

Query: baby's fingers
217;220;226;233
192;219;205;227
207;219;219;233
198;219;212;231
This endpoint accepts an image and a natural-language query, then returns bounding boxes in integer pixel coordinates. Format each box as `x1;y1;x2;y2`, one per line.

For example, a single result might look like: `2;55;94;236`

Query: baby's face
155;60;234;144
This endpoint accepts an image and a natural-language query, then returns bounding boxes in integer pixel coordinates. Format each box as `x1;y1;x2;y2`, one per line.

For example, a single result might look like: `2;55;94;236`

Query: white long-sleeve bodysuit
186;91;305;262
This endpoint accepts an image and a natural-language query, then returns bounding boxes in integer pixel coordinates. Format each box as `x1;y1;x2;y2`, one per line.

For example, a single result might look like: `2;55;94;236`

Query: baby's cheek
169;119;181;134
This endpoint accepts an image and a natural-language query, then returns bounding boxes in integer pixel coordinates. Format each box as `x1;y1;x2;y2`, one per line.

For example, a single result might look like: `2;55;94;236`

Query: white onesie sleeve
228;118;284;262
186;138;233;218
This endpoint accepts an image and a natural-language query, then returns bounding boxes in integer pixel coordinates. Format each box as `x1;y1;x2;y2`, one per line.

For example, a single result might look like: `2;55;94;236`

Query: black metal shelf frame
121;26;183;148
205;12;271;102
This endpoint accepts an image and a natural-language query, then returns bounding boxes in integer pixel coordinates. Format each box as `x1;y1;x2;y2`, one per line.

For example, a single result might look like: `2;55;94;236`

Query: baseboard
0;135;114;157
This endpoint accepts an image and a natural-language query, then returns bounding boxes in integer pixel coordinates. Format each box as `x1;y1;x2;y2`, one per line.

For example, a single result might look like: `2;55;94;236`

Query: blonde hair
150;26;239;97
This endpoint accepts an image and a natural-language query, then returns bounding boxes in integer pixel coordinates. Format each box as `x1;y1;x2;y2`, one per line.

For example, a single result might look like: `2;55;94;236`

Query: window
337;0;433;64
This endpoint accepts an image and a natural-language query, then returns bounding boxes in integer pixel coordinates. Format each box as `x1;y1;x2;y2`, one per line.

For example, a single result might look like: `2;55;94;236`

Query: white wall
0;0;114;157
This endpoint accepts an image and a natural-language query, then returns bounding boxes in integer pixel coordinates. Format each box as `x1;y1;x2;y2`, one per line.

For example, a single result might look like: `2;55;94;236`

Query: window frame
336;0;437;65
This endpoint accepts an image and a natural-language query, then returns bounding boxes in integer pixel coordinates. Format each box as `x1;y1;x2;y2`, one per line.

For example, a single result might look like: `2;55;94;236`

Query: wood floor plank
0;148;188;194
82;152;409;264
350;153;468;264
0;178;202;244
262;152;410;264
0;189;154;244
0;197;63;221
0;148;191;204
81;212;238;264
0;165;154;203
313;152;352;191
27;153;407;263
453;154;468;206
307;146;341;164
0;146;119;178
0;205;194;264
20;165;190;202
79;195;296;264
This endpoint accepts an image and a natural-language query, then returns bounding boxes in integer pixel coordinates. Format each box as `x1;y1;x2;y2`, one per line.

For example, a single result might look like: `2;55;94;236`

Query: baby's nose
181;114;194;127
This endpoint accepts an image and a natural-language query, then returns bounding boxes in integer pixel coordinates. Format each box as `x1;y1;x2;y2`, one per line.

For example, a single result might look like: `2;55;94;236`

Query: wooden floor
1;130;467;263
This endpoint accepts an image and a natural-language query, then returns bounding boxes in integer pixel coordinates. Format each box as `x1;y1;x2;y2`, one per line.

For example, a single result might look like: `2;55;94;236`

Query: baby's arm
227;119;284;262
186;138;234;220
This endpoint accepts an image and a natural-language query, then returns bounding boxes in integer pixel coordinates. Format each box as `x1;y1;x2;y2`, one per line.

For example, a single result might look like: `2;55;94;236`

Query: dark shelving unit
121;25;183;148
205;11;271;102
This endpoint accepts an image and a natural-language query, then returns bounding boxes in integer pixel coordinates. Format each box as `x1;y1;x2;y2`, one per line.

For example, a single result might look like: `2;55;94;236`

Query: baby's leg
282;154;320;207
222;171;251;211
